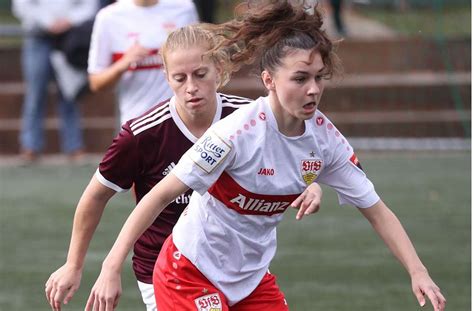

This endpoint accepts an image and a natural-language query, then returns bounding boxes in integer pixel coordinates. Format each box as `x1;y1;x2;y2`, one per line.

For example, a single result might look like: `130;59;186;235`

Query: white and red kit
88;0;198;124
170;96;380;305
95;93;250;284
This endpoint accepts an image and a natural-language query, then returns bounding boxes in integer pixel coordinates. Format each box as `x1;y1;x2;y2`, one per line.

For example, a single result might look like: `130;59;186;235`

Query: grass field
0;151;470;310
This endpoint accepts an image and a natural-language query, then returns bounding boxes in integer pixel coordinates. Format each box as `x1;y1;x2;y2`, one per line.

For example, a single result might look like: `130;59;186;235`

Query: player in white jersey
87;0;198;125
85;2;446;311
47;24;322;311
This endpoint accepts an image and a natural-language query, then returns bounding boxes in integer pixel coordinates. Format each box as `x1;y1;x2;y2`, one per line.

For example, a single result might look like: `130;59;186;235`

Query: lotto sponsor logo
230;194;290;213
194;293;222;311
189;132;231;173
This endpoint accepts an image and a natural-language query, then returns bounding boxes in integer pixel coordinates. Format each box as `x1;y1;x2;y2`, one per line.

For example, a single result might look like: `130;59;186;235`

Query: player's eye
292;76;306;84
173;75;185;83
195;70;207;79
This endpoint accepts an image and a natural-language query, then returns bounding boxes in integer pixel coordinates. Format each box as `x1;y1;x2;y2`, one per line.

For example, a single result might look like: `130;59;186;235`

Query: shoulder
127;98;173;136
160;0;196;8
159;0;197;13
95;1;125;21
311;110;353;161
219;93;253;116
212;97;266;139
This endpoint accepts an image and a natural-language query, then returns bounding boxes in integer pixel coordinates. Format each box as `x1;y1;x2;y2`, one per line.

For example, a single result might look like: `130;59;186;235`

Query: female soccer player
88;0;198;125
84;2;446;311
45;23;322;311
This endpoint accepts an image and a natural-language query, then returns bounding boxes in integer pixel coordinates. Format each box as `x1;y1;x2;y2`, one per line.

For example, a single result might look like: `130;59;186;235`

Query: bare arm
85;173;189;311
89;42;150;92
45;177;116;311
359;200;446;311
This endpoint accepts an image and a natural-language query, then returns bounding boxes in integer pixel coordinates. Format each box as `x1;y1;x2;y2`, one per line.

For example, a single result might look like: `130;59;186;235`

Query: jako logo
257;168;274;176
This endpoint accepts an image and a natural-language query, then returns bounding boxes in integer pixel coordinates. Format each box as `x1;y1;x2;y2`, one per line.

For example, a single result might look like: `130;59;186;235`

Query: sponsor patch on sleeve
194;293;223;311
188;131;232;173
350;152;363;171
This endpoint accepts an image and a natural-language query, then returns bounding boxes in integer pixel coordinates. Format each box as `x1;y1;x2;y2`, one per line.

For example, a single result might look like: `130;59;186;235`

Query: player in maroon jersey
45;24;323;311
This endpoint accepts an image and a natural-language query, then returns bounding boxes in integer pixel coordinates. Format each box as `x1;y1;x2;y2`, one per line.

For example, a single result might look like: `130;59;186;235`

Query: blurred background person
12;0;99;163
87;0;199;126
329;0;346;36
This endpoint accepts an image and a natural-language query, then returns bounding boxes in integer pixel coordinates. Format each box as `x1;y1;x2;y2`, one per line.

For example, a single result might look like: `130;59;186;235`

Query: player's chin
299;110;317;120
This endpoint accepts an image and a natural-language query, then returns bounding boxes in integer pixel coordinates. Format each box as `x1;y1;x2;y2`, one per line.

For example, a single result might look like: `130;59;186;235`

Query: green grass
358;5;471;37
0;151;470;310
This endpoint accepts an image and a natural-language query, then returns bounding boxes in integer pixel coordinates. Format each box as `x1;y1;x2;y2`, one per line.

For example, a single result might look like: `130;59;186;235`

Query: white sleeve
318;134;380;208
171;130;236;195
87;10;112;73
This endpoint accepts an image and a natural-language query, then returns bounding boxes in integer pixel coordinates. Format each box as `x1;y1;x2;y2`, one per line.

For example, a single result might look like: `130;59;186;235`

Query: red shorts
153;235;289;311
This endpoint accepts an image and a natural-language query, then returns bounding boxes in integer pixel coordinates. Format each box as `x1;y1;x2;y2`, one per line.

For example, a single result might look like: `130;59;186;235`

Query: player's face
165;45;220;115
263;49;326;125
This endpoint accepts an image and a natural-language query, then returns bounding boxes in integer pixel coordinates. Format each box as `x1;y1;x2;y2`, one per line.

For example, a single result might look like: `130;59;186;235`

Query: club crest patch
194;293;222;311
301;159;322;185
188;131;232;173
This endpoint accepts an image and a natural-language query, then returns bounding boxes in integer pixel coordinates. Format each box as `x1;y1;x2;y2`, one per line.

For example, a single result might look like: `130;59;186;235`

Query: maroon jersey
96;93;251;283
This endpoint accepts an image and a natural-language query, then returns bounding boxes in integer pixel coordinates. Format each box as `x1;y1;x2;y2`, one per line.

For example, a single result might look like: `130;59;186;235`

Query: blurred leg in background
57;90;84;158
20;35;52;161
330;0;346;36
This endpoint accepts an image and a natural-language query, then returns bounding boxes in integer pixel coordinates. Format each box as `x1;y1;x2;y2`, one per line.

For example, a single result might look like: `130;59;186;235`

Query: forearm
361;201;427;276
66;197;107;269
101;191;170;272
102;174;189;272
65;178;115;269
89;60;129;92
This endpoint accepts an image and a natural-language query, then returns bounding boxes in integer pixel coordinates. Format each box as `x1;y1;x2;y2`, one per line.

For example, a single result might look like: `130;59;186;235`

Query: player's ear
261;70;275;91
163;67;170;82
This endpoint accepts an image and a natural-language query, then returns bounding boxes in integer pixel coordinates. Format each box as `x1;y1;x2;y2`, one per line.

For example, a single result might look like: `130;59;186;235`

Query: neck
133;0;158;7
175;101;217;139
268;93;305;137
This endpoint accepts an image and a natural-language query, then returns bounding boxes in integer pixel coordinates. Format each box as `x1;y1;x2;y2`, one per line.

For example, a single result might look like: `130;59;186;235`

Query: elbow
88;76;102;92
88;81;101;92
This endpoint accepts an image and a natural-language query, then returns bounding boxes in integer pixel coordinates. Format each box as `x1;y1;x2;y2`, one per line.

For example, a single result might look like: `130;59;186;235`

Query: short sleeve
171;130;235;195
97;124;139;192
318;134;380;209
87;10;112;74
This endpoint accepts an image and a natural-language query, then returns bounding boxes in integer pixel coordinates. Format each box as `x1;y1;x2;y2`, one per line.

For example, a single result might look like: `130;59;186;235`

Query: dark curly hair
209;0;341;80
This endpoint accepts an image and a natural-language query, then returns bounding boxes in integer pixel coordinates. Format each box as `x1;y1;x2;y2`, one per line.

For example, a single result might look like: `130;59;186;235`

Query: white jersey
12;0;98;33
171;96;380;305
88;0;198;124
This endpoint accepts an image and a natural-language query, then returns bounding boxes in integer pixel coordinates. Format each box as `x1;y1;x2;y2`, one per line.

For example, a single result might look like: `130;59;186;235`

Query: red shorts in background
153;235;289;311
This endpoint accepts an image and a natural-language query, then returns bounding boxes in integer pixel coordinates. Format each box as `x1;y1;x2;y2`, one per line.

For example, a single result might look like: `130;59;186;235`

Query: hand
411;269;446;311
85;267;122;311
45;263;82;311
291;183;322;220
48;18;72;35
117;41;151;71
